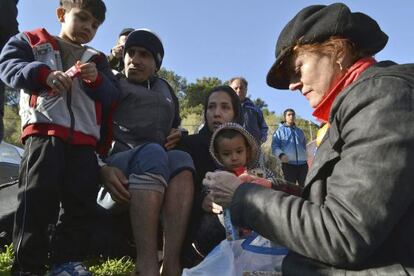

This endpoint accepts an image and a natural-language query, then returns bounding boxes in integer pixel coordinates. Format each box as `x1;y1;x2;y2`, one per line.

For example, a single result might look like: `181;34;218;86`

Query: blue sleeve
81;53;120;109
0;33;51;91
271;127;284;158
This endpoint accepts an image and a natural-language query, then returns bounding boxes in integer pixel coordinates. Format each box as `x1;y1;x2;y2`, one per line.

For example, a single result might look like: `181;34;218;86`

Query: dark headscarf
199;85;243;135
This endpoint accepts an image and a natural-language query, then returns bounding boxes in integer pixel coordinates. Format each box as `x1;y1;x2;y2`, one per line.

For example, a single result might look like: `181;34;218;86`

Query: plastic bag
182;232;288;276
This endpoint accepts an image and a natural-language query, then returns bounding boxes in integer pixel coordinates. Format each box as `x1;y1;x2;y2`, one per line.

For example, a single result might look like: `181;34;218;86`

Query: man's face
124;46;156;83
57;7;100;45
230;79;247;101
285;111;296;125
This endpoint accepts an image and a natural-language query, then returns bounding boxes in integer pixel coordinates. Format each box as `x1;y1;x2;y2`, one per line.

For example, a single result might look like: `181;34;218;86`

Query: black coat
231;61;414;275
0;0;18;142
0;0;18;50
178;126;216;217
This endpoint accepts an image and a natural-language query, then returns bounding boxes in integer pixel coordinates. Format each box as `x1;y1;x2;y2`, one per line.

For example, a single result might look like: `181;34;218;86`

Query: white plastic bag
182;232;287;276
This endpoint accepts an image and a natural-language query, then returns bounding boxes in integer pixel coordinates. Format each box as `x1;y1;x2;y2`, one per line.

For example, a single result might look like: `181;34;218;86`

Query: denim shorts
97;143;195;211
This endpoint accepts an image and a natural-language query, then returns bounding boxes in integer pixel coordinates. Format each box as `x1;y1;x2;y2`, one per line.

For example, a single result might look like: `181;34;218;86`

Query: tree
5;86;19;113
3;105;21;146
185;77;223;108
252;97;267;109
157;68;188;100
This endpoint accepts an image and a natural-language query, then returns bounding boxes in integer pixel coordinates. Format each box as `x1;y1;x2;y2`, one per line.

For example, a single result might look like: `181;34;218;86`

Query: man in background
271;108;308;186
108;27;134;73
229;76;268;145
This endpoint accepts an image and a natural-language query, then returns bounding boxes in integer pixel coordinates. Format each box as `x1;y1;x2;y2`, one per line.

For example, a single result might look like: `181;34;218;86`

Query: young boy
0;0;119;275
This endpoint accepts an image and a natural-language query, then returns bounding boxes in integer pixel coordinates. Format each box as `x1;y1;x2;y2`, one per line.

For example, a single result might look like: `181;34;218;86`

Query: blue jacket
271;123;307;165
241;98;268;144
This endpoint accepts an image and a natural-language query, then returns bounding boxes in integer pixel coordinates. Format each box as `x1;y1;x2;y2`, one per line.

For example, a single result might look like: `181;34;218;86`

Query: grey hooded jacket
110;76;180;154
230;61;414;275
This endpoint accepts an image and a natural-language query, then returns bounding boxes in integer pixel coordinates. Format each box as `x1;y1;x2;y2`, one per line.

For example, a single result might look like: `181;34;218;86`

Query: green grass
0;244;135;276
87;257;134;276
0;244;13;275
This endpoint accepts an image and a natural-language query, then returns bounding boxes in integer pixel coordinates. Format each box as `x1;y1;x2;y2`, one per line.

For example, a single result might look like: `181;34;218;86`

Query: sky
16;0;414;123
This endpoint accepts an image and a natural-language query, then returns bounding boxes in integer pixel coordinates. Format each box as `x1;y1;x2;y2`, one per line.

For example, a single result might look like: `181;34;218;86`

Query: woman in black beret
204;3;414;275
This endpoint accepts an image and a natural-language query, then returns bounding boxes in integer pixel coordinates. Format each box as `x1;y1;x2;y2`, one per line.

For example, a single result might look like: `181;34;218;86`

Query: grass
87;257;135;276
0;244;135;276
0;244;13;275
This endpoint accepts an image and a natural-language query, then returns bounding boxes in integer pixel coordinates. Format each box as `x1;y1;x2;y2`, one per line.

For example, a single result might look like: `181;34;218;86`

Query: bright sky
16;1;414;122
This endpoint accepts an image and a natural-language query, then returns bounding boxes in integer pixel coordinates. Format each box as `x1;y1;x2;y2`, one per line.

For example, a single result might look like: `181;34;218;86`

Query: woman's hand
100;166;130;203
203;171;242;208
202;193;223;214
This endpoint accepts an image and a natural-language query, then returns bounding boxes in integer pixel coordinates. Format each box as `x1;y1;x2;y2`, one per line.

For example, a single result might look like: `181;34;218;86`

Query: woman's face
288;51;342;108
206;91;235;131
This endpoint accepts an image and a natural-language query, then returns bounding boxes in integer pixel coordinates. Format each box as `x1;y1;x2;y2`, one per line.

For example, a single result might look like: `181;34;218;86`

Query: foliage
0;244;13;274
157;68;187;100
87;257;134;276
3;105;21;147
5;87;19;108
252;97;267;109
181;104;203;133
185;77;222;108
0;244;135;276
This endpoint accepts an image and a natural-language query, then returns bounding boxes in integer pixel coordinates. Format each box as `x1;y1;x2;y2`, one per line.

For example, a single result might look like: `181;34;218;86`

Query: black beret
124;29;164;70
267;3;388;89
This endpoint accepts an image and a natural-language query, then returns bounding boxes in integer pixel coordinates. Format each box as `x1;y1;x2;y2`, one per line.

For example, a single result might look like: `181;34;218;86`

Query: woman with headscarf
177;85;243;265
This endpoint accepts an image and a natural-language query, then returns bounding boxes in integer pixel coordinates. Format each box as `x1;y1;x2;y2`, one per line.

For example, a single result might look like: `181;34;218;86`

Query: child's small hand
77;60;98;83
238;172;257;183
46;70;72;93
239;172;272;188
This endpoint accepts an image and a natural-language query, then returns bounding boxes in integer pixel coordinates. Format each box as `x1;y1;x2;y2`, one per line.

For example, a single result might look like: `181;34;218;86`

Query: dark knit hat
266;3;388;89
118;28;134;37
124;29;164;70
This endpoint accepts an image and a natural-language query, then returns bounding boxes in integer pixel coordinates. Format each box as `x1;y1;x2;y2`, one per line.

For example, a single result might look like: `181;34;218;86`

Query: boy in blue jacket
0;0;119;274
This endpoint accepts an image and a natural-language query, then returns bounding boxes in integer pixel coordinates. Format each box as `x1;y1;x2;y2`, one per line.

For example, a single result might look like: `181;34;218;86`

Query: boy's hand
46;71;72;93
77;60;98;83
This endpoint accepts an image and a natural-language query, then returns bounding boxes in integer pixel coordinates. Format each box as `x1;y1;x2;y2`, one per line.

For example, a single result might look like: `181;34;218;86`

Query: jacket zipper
292;127;299;165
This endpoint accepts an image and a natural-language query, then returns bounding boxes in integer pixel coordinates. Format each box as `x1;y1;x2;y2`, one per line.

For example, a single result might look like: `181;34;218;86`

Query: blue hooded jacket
271;123;307;165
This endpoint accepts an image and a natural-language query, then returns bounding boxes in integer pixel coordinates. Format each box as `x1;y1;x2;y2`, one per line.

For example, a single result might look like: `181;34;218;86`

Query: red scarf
312;57;376;122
